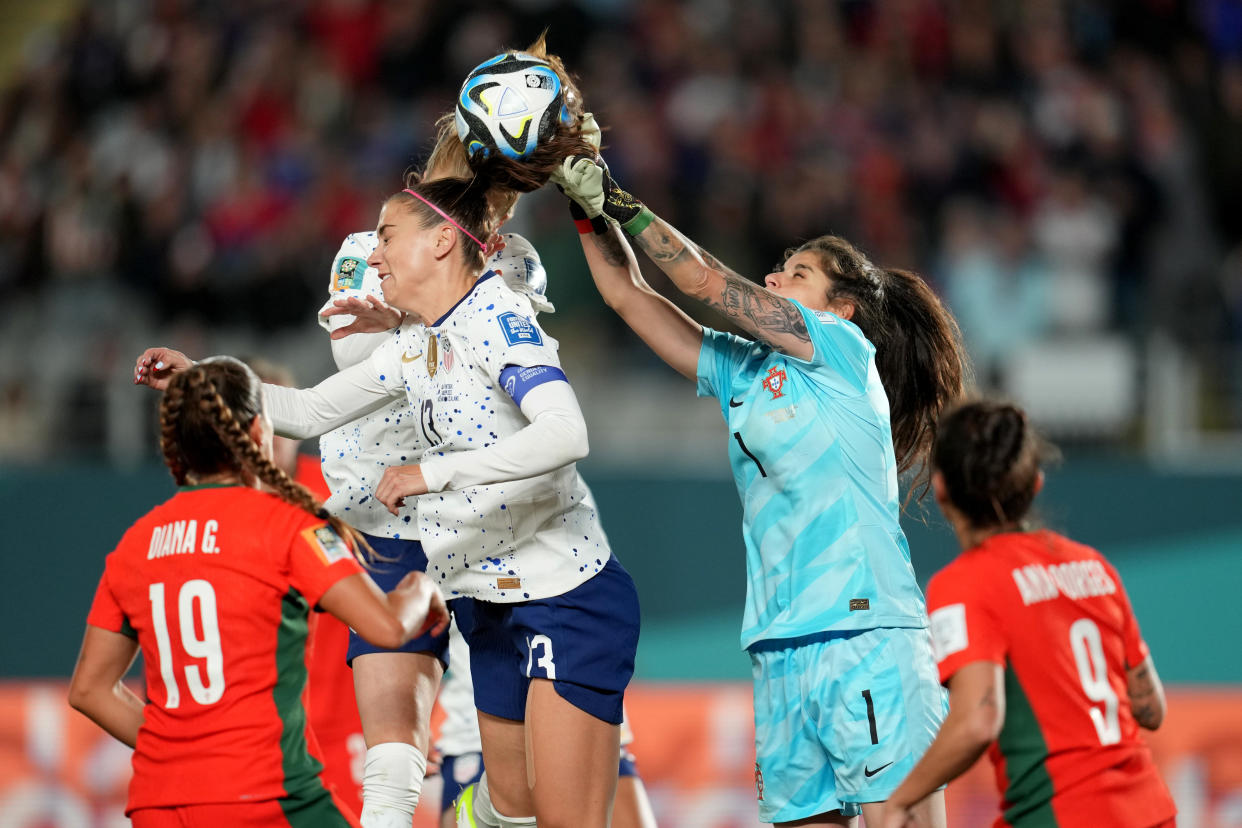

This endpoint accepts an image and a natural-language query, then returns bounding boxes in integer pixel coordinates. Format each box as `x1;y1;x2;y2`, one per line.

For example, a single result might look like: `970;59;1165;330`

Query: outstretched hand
549;149;650;234
375;464;428;515
321;295;405;339
133;347;194;390
550;153;607;218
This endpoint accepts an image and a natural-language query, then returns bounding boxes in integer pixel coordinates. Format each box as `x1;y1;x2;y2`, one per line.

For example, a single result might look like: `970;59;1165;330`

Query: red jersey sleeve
86;565;135;638
288;521;364;607
926;561;1008;684
1102;558;1150;668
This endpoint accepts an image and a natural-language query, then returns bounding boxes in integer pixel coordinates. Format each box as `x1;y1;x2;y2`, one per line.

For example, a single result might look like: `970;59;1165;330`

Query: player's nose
765;273;781;289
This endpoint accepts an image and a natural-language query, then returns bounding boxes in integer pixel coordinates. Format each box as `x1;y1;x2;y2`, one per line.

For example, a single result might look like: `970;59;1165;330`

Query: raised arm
134;346;401;440
576;220;703;380
553;156;814;360
262;359;402;440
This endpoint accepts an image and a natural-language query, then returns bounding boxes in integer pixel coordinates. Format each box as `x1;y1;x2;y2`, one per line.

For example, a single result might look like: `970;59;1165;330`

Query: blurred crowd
1;0;1242;462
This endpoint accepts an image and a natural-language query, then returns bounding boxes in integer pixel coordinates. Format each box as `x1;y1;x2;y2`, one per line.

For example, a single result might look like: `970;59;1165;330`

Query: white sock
360;742;427;828
465;772;536;828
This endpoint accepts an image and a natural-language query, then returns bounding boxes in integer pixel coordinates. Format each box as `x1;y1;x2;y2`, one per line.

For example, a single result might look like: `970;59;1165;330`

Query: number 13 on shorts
525;634;557;679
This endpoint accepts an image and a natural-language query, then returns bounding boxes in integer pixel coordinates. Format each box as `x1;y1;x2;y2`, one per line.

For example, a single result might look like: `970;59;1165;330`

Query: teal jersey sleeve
787;302;875;396
697;326;752;402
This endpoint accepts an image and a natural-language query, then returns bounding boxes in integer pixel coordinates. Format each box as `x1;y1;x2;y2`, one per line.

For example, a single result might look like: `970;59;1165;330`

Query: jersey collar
432;270;496;327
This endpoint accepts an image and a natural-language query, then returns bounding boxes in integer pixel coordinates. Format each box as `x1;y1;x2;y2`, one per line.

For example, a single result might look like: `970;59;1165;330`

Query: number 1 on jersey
148;580;226;708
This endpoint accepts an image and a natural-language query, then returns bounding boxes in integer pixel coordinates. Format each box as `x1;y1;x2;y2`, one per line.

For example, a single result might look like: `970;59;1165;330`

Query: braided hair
932;400;1057;529
158;356;372;563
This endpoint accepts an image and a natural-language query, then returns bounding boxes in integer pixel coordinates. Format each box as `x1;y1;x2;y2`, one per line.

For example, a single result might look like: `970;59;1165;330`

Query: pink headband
402;188;486;252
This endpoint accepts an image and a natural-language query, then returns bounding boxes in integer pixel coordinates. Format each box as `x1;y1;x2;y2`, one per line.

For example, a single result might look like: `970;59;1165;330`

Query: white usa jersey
368;273;611;601
315;231;421;539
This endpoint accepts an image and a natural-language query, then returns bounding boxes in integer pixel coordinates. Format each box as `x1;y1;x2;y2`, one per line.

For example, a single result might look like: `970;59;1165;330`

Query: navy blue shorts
346;534;451;665
460;556;639;725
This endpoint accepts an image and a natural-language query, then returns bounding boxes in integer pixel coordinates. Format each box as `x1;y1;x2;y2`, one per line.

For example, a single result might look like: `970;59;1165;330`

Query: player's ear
830;298;855;321
434;224;457;260
1032;470;1045;497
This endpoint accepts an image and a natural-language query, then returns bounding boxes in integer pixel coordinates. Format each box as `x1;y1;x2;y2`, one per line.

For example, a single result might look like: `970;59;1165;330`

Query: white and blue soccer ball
455;52;571;160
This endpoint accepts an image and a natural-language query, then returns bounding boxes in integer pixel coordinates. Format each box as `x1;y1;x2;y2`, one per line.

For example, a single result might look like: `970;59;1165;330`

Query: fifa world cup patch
849;598;870;611
332;256;367;291
497;311;543;346
497;577;521;589
303;525;353;565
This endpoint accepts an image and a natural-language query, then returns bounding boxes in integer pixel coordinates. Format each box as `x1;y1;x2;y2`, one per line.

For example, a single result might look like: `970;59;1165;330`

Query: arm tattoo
979;686;997;710
589;229;630;268
715;272;809;341
1131;700;1159;727
634;225;693;265
634;220;810;344
1127;662;1162;728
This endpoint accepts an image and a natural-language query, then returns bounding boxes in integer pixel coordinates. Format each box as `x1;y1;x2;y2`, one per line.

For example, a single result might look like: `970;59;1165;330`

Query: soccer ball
455;52;571;161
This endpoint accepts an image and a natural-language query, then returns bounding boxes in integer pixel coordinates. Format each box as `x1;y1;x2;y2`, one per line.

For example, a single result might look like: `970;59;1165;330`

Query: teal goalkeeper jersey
696;302;929;649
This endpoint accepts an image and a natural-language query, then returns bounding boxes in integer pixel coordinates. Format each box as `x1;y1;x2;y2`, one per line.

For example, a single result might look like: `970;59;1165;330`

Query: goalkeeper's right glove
550;153;654;236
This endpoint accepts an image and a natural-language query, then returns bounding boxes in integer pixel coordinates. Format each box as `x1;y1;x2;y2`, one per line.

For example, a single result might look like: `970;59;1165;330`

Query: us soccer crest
762;364;787;400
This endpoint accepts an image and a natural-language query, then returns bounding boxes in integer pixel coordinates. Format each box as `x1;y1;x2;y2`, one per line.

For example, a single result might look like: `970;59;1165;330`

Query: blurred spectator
1;0;1242;460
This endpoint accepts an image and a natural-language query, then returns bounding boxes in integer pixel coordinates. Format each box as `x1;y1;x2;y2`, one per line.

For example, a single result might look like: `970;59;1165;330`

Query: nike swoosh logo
401;351;423;363
864;762;893;778
729;397;744;407
498;116;533;154
468;81;499;115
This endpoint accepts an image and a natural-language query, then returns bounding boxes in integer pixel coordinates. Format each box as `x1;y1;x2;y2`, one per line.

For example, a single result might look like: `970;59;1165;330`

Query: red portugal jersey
926;530;1176;828
86;483;363;813
297;453;365;816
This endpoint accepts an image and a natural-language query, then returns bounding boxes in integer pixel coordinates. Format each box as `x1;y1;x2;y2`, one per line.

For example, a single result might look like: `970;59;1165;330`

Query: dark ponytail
932;400;1055;529
872;268;968;485
792;238;969;493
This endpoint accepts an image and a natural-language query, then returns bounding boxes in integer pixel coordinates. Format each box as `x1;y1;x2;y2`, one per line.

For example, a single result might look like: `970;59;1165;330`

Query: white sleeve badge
929;603;968;663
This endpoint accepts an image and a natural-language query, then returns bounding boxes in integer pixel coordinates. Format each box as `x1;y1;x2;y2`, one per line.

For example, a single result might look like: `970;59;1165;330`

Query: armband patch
499;364;568;406
929;603;968;662
302;525;353;565
332;256;367;291
497;311;543;346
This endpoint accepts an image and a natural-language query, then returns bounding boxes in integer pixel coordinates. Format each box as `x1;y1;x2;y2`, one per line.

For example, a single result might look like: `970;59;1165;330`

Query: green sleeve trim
622;206;655;236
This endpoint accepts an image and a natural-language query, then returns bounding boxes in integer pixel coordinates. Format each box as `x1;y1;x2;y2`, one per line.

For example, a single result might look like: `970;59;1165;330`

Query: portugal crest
762;364;787;400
